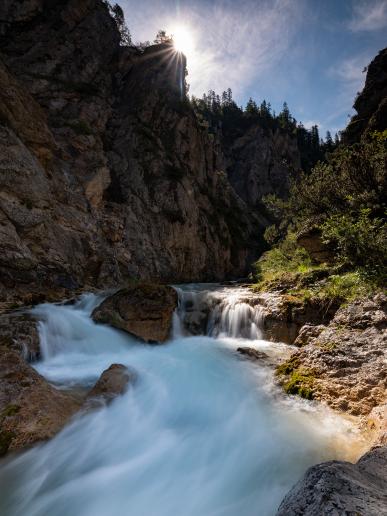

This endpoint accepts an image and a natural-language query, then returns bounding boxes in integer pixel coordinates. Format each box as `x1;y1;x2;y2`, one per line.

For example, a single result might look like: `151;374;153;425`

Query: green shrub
320;208;386;268
262;135;386;273
255;232;314;286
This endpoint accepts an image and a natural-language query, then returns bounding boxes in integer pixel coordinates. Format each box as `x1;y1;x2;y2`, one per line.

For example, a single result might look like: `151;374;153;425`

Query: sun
172;26;194;57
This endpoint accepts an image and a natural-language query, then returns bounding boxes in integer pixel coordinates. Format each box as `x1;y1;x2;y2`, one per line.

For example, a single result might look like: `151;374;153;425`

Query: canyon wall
343;47;387;143
0;0;299;300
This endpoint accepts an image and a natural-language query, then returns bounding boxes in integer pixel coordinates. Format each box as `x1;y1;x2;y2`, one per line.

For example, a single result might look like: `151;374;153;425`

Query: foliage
254;231;384;304
255;233;313;285
317;271;380;302
263;134;387;276
190;89;338;162
104;1;132;45
283;370;315;400
154;30;172;44
320;209;386;268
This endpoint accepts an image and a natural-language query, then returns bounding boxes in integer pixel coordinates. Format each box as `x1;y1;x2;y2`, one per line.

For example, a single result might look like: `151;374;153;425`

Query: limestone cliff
223;124;300;209
0;0;299;301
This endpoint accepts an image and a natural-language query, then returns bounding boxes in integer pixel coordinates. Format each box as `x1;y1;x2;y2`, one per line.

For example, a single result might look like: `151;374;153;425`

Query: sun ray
172;25;194;57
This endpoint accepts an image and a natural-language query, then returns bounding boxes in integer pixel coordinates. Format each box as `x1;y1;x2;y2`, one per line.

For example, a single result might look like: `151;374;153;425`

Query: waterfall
0;286;364;516
173;284;265;340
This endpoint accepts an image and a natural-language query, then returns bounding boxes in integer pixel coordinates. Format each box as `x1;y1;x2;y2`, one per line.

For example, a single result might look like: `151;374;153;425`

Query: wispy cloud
303;120;323;130
329;54;367;90
323;53;371;131
120;0;304;99
348;0;387;31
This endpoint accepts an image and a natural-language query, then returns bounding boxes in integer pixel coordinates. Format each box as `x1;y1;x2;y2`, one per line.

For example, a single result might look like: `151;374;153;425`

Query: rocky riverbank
0;295;140;456
0;283;386;514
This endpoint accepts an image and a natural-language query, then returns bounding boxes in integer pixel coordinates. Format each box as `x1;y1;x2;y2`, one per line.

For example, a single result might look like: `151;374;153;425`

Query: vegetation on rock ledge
255;132;387;305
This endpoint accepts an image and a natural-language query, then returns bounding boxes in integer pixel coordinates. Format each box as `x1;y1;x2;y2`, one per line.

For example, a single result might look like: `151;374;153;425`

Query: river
0;285;363;516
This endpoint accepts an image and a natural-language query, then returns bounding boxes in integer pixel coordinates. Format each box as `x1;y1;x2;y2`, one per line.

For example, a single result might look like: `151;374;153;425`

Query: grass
254;233;385;305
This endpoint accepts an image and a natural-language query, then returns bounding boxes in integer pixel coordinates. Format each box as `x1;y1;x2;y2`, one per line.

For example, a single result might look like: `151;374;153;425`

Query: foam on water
0;289;364;516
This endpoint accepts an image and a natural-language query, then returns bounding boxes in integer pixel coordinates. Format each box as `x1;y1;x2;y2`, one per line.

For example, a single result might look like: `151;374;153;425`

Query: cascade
174;284;264;339
0;286;363;516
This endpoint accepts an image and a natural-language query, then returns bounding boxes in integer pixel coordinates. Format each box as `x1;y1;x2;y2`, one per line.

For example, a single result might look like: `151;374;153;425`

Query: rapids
0;286;363;516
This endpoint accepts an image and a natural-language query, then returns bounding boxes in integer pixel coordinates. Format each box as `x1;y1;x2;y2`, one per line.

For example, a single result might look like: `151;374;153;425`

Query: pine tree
245;97;258;116
154;30;172;44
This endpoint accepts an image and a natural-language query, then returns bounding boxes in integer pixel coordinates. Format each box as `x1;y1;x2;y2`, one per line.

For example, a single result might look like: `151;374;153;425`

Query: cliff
343;47;387;143
0;0;301;302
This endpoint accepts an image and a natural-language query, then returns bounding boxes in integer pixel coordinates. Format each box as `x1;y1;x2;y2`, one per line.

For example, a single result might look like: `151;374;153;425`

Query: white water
0;288;363;516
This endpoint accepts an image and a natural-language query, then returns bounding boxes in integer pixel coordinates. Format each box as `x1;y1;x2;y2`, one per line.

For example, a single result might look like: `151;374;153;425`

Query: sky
118;0;387;135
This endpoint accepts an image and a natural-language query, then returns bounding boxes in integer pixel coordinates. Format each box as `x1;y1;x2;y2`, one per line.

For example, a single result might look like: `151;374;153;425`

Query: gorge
0;0;386;515
0;287;370;516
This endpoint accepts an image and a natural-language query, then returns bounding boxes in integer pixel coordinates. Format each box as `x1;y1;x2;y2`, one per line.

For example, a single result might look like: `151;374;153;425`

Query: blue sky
119;0;387;135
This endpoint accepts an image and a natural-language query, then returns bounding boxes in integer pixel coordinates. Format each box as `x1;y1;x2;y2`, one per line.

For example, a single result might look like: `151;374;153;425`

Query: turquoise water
0;292;359;516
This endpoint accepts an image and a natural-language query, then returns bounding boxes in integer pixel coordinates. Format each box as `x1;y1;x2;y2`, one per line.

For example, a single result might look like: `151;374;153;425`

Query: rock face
224;124;300;208
92;284;178;342
0;0;301;303
256;292;339;344
0;345;82;455
87;364;135;404
343;47;387;143
296;227;333;264
276;295;387;416
0;326;136;456
277;446;387;516
0;311;40;360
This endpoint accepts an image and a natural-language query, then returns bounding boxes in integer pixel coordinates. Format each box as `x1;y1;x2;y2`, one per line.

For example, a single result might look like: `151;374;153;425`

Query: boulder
0;312;40;360
277;446;387;516
276;295;387;415
87;364;135;404
296;227;333;264
92;284;178;342
293;324;325;347
0;346;81;455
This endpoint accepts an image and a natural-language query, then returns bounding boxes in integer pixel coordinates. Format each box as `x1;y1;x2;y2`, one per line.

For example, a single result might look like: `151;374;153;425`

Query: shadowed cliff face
343;47;387;144
0;0;298;301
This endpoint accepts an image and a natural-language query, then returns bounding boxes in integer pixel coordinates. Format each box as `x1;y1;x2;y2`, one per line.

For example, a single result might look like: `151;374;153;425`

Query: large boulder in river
277;446;387;516
92;284;178;343
0;345;82;455
87;364;136;404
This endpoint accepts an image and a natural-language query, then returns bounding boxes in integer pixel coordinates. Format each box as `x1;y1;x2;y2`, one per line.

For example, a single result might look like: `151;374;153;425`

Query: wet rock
367;404;387;445
0;312;40;360
294;324;325;347
256;292;339;344
92;284;178;342
277;446;387;516
276;295;387;415
0;346;81;455
87;364;135;404
237;347;268;362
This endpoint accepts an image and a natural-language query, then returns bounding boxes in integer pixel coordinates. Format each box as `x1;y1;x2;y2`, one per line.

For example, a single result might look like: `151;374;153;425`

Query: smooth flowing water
0;287;363;516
